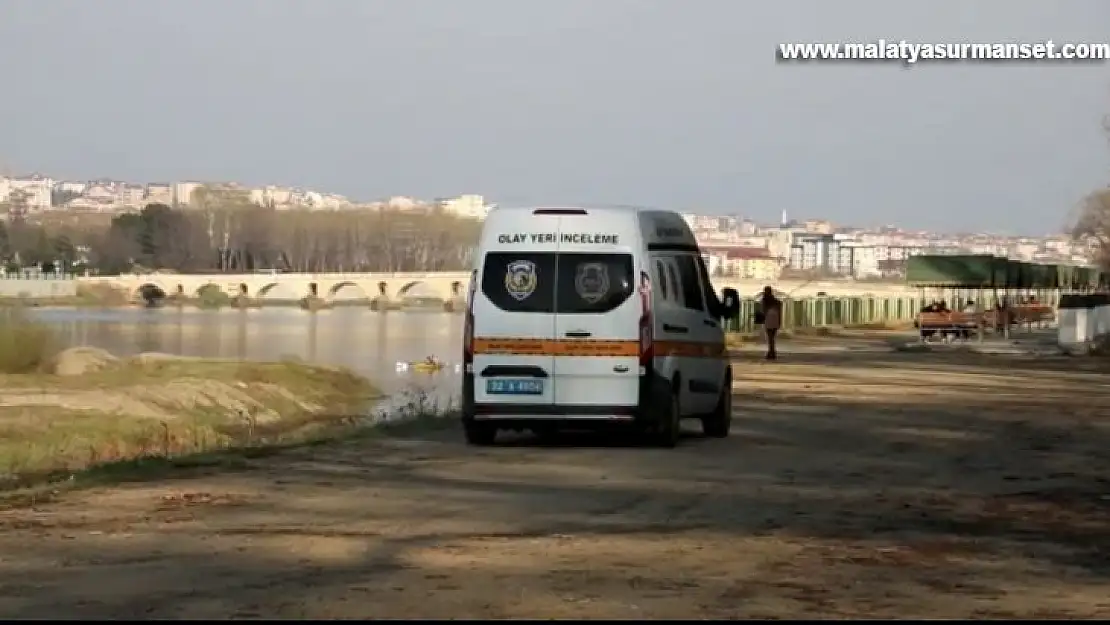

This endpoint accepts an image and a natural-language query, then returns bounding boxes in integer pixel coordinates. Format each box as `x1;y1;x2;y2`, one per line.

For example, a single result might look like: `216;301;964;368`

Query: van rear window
481;252;634;314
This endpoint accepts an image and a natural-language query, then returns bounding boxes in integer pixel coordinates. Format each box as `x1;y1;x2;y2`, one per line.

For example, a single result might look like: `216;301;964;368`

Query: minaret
780;209;788;228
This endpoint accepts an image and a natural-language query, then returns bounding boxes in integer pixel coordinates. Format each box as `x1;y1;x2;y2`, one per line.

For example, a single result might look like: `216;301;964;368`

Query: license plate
486;378;544;395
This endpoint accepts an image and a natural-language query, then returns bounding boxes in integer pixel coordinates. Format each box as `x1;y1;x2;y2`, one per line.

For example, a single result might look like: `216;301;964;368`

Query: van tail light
638;271;653;370
463;270;478;367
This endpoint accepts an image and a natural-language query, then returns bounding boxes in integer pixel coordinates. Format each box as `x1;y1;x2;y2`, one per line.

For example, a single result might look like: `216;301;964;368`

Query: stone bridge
77;272;475;303
76;271;920;303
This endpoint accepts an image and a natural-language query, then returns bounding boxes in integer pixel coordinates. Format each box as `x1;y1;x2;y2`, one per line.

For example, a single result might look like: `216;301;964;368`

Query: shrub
196;285;230;309
0;307;58;373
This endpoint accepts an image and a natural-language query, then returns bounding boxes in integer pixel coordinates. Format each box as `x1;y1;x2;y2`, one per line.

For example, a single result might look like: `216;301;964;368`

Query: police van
460;206;740;448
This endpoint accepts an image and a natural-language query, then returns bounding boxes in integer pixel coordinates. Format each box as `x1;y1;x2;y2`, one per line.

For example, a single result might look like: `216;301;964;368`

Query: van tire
463;418;497;446
652;387;681;448
702;371;732;438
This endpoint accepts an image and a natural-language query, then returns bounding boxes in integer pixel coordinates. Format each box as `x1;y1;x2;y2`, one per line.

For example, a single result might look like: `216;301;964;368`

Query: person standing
759;286;782;361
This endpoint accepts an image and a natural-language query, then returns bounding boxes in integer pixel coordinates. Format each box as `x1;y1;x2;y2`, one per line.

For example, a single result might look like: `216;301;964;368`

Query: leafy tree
0;221;9;261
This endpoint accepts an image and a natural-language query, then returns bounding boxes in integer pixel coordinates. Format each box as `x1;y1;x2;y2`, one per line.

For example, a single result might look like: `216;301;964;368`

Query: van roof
488;204;655;214
483;205;698;249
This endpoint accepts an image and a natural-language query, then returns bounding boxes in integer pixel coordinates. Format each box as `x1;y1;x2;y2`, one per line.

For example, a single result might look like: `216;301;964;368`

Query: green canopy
906;255;1101;291
905;254;1003;287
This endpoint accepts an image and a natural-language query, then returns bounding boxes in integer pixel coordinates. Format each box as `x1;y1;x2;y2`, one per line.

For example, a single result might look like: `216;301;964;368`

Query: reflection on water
28;307;464;404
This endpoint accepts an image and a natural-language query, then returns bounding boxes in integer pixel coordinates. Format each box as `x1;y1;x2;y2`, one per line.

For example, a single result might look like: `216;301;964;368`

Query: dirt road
2;346;1109;618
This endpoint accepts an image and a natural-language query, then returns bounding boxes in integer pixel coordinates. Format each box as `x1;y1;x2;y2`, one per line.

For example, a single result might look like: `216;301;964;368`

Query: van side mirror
719;287;740;318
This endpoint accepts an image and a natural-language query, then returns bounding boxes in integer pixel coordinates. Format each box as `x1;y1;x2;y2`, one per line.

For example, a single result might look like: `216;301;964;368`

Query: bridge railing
1;272;79;281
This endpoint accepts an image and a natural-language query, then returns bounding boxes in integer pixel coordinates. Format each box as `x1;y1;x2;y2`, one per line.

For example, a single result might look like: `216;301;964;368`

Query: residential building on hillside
700;246;783;282
836;243;880;278
789;234;839;271
0;177;10;202
803;219;833;234
439;194;489;219
173;181;203;207
120;184;145;208
55;180;87;195
8;173;53;210
145;183;173;205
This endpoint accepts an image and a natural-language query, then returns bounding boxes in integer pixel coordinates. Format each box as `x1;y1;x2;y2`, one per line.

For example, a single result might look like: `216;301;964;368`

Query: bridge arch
255;282;301;301
256;283;279;297
396;280;448;300
135;283;167;304
327;281;370;301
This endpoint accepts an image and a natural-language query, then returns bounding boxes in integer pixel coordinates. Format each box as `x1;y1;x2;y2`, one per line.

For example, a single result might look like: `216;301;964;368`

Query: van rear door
552;218;641;408
471;219;559;410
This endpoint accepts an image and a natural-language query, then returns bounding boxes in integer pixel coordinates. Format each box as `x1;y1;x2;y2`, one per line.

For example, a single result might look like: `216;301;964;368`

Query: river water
27;307;465;408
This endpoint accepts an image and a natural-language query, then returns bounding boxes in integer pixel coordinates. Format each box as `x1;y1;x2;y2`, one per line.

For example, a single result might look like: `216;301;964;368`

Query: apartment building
145;183;173;205
120;184;145;208
55;180;87;195
788;234;839;271
7;173;54;210
682;213;735;233
701;246;783;282
172;181;203;207
440;194;489;219
835;243;879;278
802;219;834;234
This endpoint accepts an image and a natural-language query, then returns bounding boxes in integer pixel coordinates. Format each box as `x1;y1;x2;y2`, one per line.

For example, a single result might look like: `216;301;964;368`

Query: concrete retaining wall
1057;293;1110;352
0;277;78;299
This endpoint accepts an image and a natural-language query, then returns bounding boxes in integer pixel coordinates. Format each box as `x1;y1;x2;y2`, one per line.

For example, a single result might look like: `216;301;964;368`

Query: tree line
0;202;482;275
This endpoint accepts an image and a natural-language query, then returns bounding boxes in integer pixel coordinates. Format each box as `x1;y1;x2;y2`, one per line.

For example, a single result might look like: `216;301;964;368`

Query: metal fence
722;291;1065;334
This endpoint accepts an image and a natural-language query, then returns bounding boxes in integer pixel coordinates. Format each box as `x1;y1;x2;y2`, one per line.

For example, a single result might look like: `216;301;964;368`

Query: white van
460;206;740;447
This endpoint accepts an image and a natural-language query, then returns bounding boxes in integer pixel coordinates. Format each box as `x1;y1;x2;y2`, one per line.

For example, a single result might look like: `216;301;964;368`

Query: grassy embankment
0;306;455;505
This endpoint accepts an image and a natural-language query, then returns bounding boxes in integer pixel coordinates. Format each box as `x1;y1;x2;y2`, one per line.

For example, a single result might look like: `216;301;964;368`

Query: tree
1073;188;1110;270
1072;113;1110;270
0;221;9;262
34;200;483;275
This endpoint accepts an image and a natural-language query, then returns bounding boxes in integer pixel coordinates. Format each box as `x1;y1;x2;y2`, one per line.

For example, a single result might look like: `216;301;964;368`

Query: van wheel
463;418;497;446
653;388;681;448
702;373;732;438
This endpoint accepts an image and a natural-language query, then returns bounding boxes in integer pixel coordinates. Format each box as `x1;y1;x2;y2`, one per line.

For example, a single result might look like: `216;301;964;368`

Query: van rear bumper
462;371;669;426
471;403;638;421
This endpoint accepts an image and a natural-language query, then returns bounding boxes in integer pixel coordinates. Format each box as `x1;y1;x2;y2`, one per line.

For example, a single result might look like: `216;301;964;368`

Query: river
28;307;465;408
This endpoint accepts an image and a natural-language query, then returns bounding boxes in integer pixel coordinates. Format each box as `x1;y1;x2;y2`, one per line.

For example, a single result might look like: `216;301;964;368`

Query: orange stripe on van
655;341;728;359
472;338;639;357
472;338;725;358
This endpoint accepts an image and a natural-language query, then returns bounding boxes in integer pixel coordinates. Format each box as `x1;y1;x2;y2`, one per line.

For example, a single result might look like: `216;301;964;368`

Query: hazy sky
2;0;1109;235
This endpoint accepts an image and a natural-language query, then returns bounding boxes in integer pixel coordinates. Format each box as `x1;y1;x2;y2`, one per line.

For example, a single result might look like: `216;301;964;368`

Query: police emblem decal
574;262;610;304
504;260;538;301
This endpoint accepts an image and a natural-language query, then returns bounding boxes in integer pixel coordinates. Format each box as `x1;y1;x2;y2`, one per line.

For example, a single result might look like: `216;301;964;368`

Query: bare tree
63;198;482;274
1072;112;1110;270
1073;188;1110;269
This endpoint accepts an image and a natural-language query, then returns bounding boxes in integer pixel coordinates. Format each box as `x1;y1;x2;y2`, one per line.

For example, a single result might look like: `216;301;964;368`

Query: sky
2;0;1109;235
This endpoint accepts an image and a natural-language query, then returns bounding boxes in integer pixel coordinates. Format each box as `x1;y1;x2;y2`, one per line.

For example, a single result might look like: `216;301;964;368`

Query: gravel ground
1;346;1108;619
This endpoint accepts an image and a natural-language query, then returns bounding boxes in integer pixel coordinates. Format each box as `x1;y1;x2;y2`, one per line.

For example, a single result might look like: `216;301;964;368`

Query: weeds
374;385;460;435
196;284;230;309
74;283;130;306
0;307;58;373
0;375;458;508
